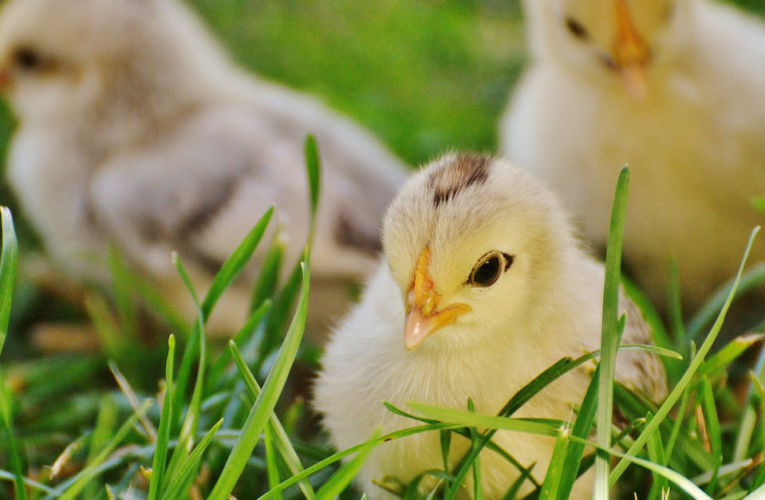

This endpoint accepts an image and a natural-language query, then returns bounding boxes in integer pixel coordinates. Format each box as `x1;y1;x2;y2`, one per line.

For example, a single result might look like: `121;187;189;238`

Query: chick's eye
13;47;42;71
469;252;512;287
565;17;589;40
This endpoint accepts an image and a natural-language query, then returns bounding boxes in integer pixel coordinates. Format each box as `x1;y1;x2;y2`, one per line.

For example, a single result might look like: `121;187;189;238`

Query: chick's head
383;154;576;352
0;0;222;121
528;0;693;97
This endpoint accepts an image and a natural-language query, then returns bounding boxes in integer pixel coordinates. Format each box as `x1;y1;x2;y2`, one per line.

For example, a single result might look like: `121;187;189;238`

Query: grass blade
558;366;600;498
229;340;315;498
160;419;223;500
147;335;176;500
0;207;18;358
538;420;571;500
595;165;630;500
208;261;310;500
201;205;274;318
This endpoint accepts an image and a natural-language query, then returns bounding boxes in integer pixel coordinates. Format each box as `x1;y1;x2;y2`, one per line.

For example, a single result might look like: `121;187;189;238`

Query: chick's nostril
599;54;618;71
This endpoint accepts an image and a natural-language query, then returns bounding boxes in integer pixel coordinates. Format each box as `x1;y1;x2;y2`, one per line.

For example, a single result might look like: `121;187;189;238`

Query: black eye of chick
13;47;42;71
565;17;589;41
469;252;513;287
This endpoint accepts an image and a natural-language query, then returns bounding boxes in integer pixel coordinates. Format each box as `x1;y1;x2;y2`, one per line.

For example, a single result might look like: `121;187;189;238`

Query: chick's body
315;154;666;498
502;0;765;310
0;0;407;332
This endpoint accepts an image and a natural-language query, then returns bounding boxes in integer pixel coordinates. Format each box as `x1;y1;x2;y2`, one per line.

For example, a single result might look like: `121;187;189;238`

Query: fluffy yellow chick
501;0;765;311
315;153;667;498
0;0;408;332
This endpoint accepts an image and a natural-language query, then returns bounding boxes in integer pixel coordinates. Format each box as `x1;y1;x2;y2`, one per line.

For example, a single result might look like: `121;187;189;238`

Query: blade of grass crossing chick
595;166;630;500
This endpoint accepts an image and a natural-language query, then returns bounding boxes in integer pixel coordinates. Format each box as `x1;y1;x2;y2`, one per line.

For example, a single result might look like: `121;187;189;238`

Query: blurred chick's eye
13;47;42;71
469;251;512;287
565;17;589;40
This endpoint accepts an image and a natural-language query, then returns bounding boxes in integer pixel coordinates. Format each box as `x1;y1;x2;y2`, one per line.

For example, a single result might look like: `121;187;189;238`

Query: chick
501;0;765;312
315;153;667;498
0;0;408;332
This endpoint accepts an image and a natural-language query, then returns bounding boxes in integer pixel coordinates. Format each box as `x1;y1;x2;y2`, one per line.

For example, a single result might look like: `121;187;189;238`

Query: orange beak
613;0;650;98
404;247;471;351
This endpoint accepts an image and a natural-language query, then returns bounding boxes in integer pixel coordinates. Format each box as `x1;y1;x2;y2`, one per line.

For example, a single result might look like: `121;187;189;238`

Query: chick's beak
613;0;650;99
404;247;471;351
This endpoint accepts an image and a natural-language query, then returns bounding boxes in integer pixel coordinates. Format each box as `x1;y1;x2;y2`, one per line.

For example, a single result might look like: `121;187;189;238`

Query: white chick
501;0;765;312
315;153;667;499
0;0;408;332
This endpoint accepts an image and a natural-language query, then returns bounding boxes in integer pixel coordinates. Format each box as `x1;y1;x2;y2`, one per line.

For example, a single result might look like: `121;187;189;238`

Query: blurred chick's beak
613;0;649;99
404;247;471;351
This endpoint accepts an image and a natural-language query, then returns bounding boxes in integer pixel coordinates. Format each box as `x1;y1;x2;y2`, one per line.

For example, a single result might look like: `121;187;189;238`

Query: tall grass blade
558;366;600;498
538;420;570;500
147;335;176;500
208;262;310;500
229;340;315;498
595;165;630;500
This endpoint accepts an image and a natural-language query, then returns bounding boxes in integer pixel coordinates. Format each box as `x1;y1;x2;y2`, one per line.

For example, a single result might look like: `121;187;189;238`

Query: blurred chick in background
315;153;667;498
0;0;408;334
501;0;765;313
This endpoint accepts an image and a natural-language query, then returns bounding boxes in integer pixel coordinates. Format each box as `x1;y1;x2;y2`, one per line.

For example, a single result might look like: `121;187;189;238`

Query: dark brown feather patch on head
429;154;491;207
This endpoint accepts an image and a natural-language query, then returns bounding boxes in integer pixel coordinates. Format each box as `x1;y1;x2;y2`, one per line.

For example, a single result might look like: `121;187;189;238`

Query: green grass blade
201;205;274;318
208;261;310;500
264;424;283;500
595;165;630;500
59;399;152;500
609;226;761;485
314;430;380;500
558;366;600;498
645;413;668;499
0;207;18;359
700;376;722;463
83;395;119;499
699;333;764;378
147;335;176;500
467;399;483;500
538;420;570;500
229;340;315;498
407;403;560;437
160;419;223;500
